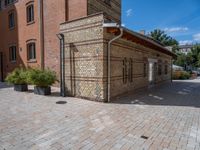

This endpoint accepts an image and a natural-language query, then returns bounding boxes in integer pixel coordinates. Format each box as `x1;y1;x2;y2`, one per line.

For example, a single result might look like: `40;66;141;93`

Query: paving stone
0;80;200;149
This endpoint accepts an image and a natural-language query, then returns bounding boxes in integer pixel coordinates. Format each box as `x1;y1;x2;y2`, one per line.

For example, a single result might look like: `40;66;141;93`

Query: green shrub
172;71;190;80
5;68;28;84
27;68;57;87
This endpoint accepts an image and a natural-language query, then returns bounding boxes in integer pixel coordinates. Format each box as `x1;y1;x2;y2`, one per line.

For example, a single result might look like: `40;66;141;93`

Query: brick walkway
0;80;200;150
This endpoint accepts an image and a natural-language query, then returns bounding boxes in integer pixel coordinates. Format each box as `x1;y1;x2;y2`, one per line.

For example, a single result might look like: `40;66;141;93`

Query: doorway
148;59;157;87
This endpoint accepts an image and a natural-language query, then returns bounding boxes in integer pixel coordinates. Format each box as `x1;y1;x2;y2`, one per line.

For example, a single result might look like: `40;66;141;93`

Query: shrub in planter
27;69;57;95
172;71;190;80
5;68;28;92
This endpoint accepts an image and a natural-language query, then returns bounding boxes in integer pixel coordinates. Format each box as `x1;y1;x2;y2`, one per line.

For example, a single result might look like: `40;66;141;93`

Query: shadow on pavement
0;82;13;89
111;80;200;108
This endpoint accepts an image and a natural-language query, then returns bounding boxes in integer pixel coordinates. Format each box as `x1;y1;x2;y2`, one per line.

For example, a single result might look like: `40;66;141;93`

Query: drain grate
56;101;67;104
141;135;149;139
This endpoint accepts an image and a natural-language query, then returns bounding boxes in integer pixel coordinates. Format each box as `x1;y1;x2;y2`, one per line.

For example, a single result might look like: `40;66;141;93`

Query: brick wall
43;0;66;79
0;0;41;79
67;0;87;21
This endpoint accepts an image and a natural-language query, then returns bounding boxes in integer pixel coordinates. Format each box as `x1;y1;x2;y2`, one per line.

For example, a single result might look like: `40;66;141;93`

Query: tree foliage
5;68;28;85
149;29;178;46
174;44;200;69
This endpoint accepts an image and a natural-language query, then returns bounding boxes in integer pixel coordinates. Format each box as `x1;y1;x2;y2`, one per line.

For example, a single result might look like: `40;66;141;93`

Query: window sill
27;21;35;26
10;61;16;63
9;27;15;31
27;59;37;63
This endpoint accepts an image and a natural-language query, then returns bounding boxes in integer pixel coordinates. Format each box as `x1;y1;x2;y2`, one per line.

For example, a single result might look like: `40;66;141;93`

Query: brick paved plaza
0;80;200;150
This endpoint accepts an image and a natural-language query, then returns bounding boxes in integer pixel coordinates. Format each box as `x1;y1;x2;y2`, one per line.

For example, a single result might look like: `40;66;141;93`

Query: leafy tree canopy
149;29;178;46
174;44;200;69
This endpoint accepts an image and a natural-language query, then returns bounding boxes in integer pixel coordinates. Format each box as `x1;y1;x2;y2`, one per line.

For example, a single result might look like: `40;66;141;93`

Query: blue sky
122;0;200;45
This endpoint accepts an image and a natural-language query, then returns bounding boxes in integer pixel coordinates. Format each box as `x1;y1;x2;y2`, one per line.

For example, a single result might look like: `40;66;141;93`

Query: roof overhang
106;27;177;59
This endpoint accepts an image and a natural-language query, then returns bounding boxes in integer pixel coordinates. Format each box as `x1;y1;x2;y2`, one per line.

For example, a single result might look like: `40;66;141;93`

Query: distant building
173;65;183;71
178;45;193;54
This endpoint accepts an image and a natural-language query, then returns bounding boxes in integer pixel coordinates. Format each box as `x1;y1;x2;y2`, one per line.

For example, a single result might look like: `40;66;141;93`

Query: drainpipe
103;23;123;102
39;0;45;70
57;34;66;97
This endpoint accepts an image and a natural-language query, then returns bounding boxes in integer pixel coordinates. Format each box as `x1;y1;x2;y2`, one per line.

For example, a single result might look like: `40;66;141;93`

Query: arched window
27;42;36;60
27;4;34;23
8;11;15;29
9;45;17;62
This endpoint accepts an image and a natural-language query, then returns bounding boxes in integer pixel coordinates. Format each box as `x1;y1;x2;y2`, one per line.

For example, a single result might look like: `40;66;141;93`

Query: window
0;1;2;10
27;42;36;60
123;58;127;84
158;64;162;75
165;64;168;75
144;63;147;77
128;58;133;82
9;46;16;62
5;0;16;6
27;4;34;23
8;12;15;29
104;0;111;6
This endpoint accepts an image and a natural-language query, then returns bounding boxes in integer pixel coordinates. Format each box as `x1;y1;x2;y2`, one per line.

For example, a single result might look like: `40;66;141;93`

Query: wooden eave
106;28;177;59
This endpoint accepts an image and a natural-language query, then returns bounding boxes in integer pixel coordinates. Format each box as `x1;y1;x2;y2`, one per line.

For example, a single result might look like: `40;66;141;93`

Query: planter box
14;84;28;92
34;86;51;95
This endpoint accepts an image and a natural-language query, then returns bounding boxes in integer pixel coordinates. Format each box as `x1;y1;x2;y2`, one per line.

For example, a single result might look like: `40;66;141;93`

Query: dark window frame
104;0;111;6
5;0;16;7
27;42;36;61
8;11;15;29
158;63;162;76
144;63;147;77
123;57;127;84
0;1;2;10
129;58;133;82
26;4;34;23
9;45;17;62
165;64;168;75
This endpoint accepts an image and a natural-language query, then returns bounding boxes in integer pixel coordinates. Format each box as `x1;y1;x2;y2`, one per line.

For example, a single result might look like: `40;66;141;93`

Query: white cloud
179;40;193;45
164;27;189;33
193;33;200;41
126;9;133;17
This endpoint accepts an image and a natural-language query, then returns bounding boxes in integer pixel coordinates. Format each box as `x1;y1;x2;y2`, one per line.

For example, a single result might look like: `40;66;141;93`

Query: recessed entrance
148;58;157;87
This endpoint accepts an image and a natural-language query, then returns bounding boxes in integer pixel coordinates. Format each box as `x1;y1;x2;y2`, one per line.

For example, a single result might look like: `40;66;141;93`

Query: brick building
0;0;175;102
0;0;120;81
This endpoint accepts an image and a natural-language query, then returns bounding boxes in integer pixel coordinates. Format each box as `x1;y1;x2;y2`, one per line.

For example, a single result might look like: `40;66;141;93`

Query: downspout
57;34;66;97
39;0;45;70
107;28;123;102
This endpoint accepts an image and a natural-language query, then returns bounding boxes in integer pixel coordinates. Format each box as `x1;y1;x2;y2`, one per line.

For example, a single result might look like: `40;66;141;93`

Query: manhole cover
141;135;149;139
56;101;67;104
